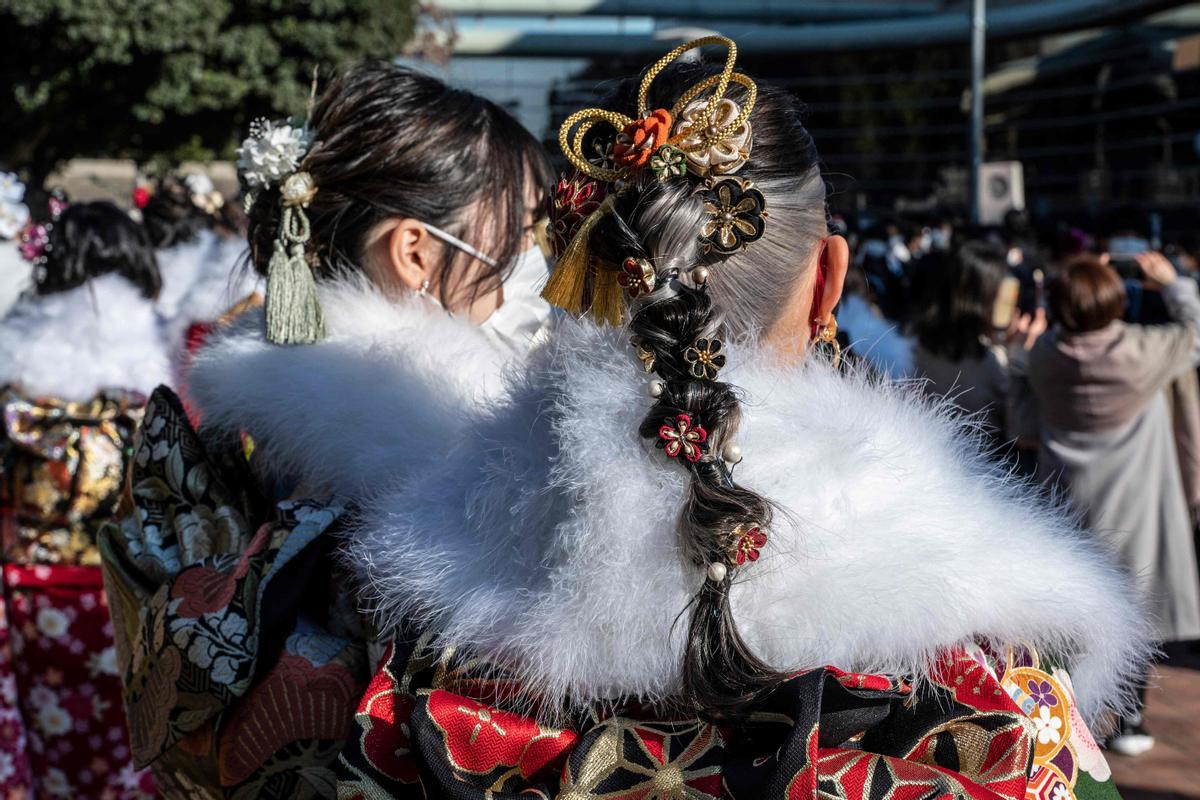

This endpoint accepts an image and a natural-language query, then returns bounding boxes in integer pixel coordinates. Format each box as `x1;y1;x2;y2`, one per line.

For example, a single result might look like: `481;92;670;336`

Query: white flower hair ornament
237;117;326;346
237;119;312;193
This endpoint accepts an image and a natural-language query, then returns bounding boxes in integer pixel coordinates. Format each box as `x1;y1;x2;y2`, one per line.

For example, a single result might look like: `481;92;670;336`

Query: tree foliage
0;0;415;184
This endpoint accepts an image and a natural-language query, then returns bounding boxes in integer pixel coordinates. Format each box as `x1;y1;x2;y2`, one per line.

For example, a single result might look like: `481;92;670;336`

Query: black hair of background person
141;175;211;249
914;241;1008;362
244;61;554;306
38;201;162;300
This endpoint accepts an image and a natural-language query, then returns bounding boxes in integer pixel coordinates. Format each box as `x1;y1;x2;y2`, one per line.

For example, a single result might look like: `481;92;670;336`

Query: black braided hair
579;61;827;719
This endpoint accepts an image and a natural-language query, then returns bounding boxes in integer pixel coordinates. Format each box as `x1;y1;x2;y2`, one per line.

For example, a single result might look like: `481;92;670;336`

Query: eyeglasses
423;222;498;269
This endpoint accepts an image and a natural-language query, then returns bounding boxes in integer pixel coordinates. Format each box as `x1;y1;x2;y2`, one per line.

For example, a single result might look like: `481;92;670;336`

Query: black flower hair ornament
683;337;726;380
698;177;767;255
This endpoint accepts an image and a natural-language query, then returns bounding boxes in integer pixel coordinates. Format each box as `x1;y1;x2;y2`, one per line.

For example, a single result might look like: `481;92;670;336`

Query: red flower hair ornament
658;413;708;462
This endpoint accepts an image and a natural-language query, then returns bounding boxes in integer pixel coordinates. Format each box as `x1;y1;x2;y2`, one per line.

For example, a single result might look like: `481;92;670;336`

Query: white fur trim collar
347;318;1153;723
187;279;519;499
0;274;172;401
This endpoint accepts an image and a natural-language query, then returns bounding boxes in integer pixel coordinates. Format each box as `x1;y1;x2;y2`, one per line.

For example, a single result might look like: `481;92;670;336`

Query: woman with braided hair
337;38;1144;800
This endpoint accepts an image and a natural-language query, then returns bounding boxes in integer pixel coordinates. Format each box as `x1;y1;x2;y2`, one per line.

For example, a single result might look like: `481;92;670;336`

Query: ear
372;218;436;294
812;235;850;326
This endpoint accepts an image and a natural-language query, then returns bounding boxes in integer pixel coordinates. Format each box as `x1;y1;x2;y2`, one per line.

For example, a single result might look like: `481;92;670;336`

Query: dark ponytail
578;60;828;718
141;175;211;249
588;180;784;720
39;201;161;300
245;61;552;305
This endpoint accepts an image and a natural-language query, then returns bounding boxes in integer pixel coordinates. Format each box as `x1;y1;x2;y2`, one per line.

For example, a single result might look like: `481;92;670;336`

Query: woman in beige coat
1015;251;1200;754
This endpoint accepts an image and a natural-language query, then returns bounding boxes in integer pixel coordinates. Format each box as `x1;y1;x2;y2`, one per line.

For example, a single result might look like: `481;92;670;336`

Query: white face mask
480;246;553;356
418;223;552;355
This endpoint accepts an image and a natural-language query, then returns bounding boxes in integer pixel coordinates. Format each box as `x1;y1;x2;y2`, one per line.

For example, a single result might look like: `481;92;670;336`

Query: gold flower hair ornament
542;35;759;325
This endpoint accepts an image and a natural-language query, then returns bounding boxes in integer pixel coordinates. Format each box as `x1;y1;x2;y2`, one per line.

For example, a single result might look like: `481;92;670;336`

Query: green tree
0;0;416;186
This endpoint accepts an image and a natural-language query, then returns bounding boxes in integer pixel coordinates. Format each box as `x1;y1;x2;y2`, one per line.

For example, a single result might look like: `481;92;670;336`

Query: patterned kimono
100;392;1131;800
337;635;1119;800
0;387;155;798
102;285;1141;800
100;388;368;798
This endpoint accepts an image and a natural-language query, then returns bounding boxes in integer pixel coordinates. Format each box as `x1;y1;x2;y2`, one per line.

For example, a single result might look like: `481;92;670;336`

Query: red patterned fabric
337;633;1039;800
0;564;153;799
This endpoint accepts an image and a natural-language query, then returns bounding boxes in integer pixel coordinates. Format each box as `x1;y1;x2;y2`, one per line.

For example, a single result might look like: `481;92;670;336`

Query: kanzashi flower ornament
618;257;656;298
613;109;674;170
658;413;708;462
731;524;767;565
237;119;312;190
699;177;767;255
649;145;687;181
548;171;607;258
683;337;726;381
674;98;753;176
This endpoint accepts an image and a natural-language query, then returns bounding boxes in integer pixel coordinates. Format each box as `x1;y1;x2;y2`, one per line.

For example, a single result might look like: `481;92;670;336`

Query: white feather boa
0;274;172;400
156;231;259;354
184;281;1152;724
187;279;518;499
344;318;1153;725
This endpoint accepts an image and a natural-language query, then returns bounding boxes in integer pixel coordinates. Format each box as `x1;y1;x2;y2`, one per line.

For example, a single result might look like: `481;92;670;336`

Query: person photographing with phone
1011;250;1200;756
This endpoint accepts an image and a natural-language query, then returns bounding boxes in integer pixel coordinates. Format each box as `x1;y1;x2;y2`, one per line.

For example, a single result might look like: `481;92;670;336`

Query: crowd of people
0;36;1184;800
841;211;1200;756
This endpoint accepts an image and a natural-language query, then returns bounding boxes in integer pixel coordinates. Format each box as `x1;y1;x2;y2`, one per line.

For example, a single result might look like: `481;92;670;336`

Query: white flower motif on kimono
172;612;249;687
29;685;55;707
42;766;73;797
36;607;70;639
1033;705;1063;745
1051;784;1071;800
87;646;120;677
237;120;311;189
673;97;753;176
0;674;16;705
36;702;73;737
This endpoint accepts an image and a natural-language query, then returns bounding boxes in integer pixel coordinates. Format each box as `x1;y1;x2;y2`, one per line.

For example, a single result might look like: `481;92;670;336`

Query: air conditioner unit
977;161;1025;226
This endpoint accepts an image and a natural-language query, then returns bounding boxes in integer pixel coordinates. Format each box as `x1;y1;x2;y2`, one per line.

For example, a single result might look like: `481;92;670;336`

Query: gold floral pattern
1;388;144;566
698;177;767;255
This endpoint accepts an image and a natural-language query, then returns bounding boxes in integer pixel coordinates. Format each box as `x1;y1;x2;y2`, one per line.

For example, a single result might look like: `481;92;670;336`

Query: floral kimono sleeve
987;647;1121;800
99;386;370;799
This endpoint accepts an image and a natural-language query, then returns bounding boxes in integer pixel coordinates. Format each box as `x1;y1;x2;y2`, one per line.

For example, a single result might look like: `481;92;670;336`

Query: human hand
1135;251;1178;288
1006;307;1047;351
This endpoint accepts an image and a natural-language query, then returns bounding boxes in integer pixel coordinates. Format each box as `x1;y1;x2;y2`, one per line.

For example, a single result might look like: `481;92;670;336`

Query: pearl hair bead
722;442;743;464
707;562;728;582
691;266;710;285
649;380;665;398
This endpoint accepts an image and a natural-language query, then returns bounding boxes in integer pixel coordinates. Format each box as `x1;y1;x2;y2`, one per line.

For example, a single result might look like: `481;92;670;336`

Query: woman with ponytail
0;199;161;798
339;39;1147;800
100;62;553;797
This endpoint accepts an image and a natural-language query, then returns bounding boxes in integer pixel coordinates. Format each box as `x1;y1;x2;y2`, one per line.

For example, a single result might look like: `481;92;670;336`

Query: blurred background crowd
1;0;1199;797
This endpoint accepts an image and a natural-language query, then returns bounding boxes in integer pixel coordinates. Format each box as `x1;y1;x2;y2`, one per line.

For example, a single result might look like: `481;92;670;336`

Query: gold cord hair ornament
544;35;759;323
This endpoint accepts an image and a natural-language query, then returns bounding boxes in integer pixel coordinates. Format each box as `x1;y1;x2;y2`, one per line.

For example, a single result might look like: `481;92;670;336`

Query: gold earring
812;315;842;369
